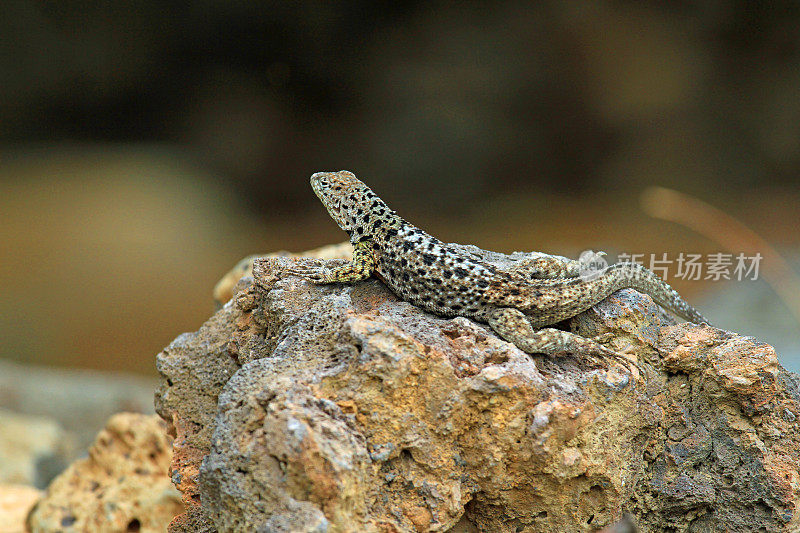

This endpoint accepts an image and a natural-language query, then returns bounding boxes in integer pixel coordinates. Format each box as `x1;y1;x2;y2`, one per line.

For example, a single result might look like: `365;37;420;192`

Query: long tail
603;262;710;324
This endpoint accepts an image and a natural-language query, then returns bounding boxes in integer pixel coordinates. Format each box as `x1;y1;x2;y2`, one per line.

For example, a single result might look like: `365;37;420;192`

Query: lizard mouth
322;198;344;225
309;172;330;197
309;171;353;230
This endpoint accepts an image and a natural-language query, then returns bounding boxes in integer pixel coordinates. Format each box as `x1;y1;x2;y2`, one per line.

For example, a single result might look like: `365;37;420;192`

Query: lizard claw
284;264;328;283
593;332;615;344
586;332;646;378
602;349;646;379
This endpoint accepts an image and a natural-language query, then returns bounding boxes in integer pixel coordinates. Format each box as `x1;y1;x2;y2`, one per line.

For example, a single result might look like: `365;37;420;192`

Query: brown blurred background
2;1;799;376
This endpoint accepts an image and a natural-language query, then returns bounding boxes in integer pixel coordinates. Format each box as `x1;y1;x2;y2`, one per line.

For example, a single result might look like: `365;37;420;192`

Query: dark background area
1;1;798;374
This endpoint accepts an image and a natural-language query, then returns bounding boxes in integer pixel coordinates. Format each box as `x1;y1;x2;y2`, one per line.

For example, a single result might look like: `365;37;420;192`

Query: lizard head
310;170;394;242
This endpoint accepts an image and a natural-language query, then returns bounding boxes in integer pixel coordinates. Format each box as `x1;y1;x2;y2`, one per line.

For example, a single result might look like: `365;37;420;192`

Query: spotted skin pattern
289;171;710;376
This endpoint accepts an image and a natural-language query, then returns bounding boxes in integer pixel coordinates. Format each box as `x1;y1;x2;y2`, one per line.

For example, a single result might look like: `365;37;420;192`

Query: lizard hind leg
486;307;644;377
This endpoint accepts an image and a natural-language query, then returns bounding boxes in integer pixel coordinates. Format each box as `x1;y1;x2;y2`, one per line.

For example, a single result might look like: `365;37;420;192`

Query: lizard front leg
486;307;643;376
287;240;377;284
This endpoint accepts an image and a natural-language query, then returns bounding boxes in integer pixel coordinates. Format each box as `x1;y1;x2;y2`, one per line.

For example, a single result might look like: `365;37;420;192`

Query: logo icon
578;250;608;281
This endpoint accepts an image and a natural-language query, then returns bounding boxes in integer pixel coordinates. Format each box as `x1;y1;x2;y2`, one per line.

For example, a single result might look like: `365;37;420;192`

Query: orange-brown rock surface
155;248;800;532
27;413;183;533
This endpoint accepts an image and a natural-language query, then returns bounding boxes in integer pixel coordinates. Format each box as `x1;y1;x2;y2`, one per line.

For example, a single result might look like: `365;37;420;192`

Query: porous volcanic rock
155;247;800;532
26;413;182;533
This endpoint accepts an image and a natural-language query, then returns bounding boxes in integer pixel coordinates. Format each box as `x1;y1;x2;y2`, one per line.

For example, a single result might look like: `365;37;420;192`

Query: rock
27;413;183;533
0;484;41;533
156;308;241;533
0;409;74;488
160;242;354;532
156;248;800;532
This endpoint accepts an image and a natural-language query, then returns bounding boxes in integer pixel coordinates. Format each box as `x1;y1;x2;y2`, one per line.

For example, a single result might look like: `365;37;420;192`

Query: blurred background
2;0;799;386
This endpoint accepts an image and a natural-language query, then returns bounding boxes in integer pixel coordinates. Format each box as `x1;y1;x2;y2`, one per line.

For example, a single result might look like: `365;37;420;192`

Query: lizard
287;170;710;376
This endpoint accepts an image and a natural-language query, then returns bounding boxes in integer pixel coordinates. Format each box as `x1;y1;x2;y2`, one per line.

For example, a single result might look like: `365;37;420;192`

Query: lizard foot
592;332;615;344
590;343;646;377
487;307;645;379
283;263;329;284
588;333;646;376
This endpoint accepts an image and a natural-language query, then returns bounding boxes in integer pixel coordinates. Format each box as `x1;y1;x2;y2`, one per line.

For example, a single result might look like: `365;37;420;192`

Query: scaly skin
288;170;710;377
